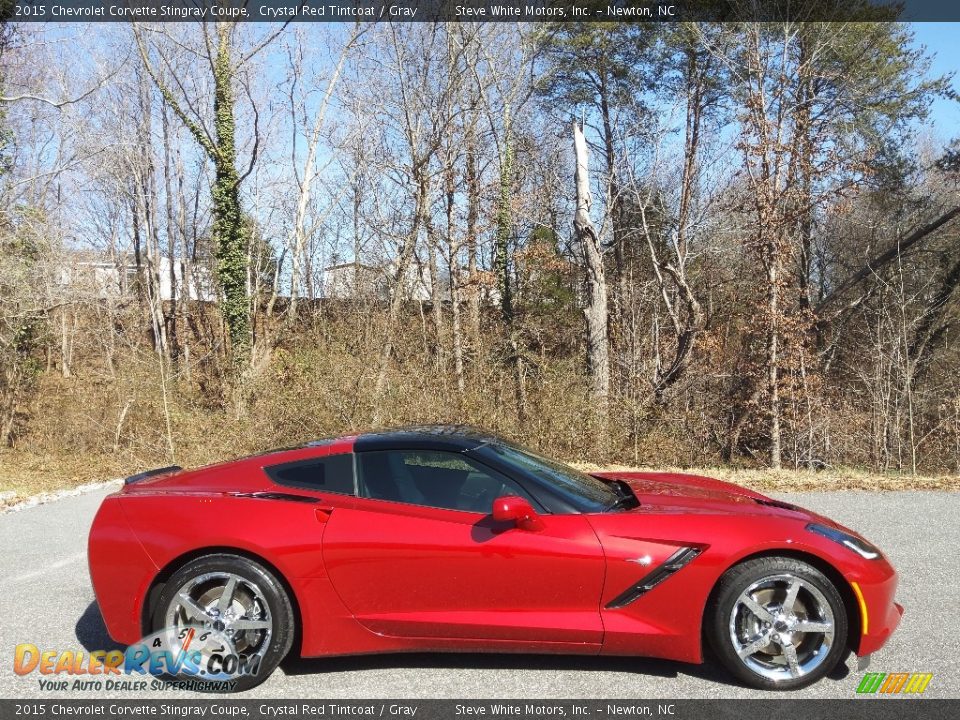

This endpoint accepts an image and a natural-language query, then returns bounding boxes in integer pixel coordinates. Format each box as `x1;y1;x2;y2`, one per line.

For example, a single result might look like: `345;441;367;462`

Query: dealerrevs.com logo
856;672;934;695
14;627;260;692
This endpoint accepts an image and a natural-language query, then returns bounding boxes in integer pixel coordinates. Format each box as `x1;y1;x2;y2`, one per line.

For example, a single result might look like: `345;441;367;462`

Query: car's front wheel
707;556;848;690
152;553;295;692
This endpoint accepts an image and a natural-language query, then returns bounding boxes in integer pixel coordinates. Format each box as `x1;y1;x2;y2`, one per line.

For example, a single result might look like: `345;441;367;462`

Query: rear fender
119;492;375;656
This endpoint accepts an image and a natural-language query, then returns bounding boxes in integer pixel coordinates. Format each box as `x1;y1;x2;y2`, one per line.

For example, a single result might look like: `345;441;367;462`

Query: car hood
591;470;839;525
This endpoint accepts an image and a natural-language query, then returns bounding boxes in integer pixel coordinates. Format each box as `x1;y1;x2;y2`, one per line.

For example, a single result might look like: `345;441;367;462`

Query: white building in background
55;254;215;302
155;257;216;302
321;262;388;300
321;259;435;302
56;259;123;299
320;258;507;308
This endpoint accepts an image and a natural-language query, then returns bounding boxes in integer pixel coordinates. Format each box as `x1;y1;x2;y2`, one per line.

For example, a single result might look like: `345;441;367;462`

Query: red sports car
88;426;902;691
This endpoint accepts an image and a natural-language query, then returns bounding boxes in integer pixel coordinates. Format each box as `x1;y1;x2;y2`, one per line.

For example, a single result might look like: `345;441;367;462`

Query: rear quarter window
265;453;355;494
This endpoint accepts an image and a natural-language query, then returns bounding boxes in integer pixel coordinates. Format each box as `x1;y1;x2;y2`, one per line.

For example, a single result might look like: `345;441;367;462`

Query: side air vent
606;546;703;609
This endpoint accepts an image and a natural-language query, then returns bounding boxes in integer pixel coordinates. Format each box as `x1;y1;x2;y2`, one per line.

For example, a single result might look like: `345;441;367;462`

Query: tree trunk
465;111;481;340
372;171;428;422
161;105;180;361
495;111;528;423
643;43;708;404
766;244;782;469
598;73;623;279
573;120;611;419
446;158;465;398
428;239;444;372
495;118;514;325
211;24;250;365
287;32;354;318
135;76;169;361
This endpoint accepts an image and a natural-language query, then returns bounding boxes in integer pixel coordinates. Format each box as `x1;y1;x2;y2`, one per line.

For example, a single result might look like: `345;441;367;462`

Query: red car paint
87;429;901;669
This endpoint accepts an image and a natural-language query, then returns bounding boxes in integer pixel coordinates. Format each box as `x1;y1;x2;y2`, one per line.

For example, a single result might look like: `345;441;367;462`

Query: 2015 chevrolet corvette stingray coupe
88;426;902;691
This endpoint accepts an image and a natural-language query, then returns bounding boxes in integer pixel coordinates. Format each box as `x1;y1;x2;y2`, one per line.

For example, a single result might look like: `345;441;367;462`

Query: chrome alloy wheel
164;571;273;661
728;573;835;682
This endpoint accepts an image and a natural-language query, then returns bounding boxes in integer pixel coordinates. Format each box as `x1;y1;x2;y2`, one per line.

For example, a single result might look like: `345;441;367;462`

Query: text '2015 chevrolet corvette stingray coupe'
88;426;902;691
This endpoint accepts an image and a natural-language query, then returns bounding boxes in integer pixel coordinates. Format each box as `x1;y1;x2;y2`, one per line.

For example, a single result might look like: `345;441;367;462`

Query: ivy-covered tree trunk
211;25;250;363
494;115;514;326
135;23;251;372
493;115;528;423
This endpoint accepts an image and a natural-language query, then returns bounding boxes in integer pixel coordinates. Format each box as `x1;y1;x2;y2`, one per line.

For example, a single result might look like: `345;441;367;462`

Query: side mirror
492;495;544;531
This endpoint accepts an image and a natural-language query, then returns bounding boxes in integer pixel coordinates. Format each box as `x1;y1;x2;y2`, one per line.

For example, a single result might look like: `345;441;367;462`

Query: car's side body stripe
605;546;703;609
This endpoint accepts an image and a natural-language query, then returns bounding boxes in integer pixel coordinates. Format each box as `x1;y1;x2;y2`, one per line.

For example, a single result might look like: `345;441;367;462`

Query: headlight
806;523;882;560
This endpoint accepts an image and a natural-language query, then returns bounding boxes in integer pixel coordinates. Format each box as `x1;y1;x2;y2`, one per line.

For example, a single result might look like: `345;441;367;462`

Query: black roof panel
354;425;503;452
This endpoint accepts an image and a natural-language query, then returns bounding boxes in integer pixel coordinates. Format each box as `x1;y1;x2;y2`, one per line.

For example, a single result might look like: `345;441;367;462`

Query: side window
265;453;355;495
357;450;535;513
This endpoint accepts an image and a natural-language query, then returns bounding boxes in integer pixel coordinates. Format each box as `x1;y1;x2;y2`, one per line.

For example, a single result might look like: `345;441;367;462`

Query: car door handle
315;506;334;523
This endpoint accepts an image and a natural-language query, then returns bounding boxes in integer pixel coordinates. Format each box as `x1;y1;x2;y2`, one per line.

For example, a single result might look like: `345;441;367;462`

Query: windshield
483;441;619;512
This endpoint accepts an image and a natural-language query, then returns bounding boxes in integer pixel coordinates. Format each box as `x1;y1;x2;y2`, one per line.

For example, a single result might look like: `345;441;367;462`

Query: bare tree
133;21;284;373
573;120;610;421
287;25;364;318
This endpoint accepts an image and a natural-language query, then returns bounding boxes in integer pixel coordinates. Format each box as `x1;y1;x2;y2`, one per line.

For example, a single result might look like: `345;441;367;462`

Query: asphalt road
0;485;957;699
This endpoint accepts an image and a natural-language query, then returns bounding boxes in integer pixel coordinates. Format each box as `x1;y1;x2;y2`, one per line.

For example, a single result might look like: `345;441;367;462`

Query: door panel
322;497;605;644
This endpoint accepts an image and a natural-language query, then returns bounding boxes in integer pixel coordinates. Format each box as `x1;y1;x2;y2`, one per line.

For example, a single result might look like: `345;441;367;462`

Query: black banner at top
6;0;960;24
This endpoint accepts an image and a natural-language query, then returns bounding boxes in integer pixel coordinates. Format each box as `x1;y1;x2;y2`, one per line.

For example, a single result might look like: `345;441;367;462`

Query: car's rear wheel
707;557;848;690
152;554;295;692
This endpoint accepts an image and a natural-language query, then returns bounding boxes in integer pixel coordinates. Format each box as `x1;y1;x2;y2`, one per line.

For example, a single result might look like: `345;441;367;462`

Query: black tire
707;556;848;690
152;553;295;692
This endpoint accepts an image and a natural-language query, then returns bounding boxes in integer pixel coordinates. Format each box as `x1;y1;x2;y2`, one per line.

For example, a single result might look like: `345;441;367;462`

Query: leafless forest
1;19;959;490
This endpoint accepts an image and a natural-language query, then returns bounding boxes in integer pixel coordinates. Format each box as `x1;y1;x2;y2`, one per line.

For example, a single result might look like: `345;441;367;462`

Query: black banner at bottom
0;700;957;720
